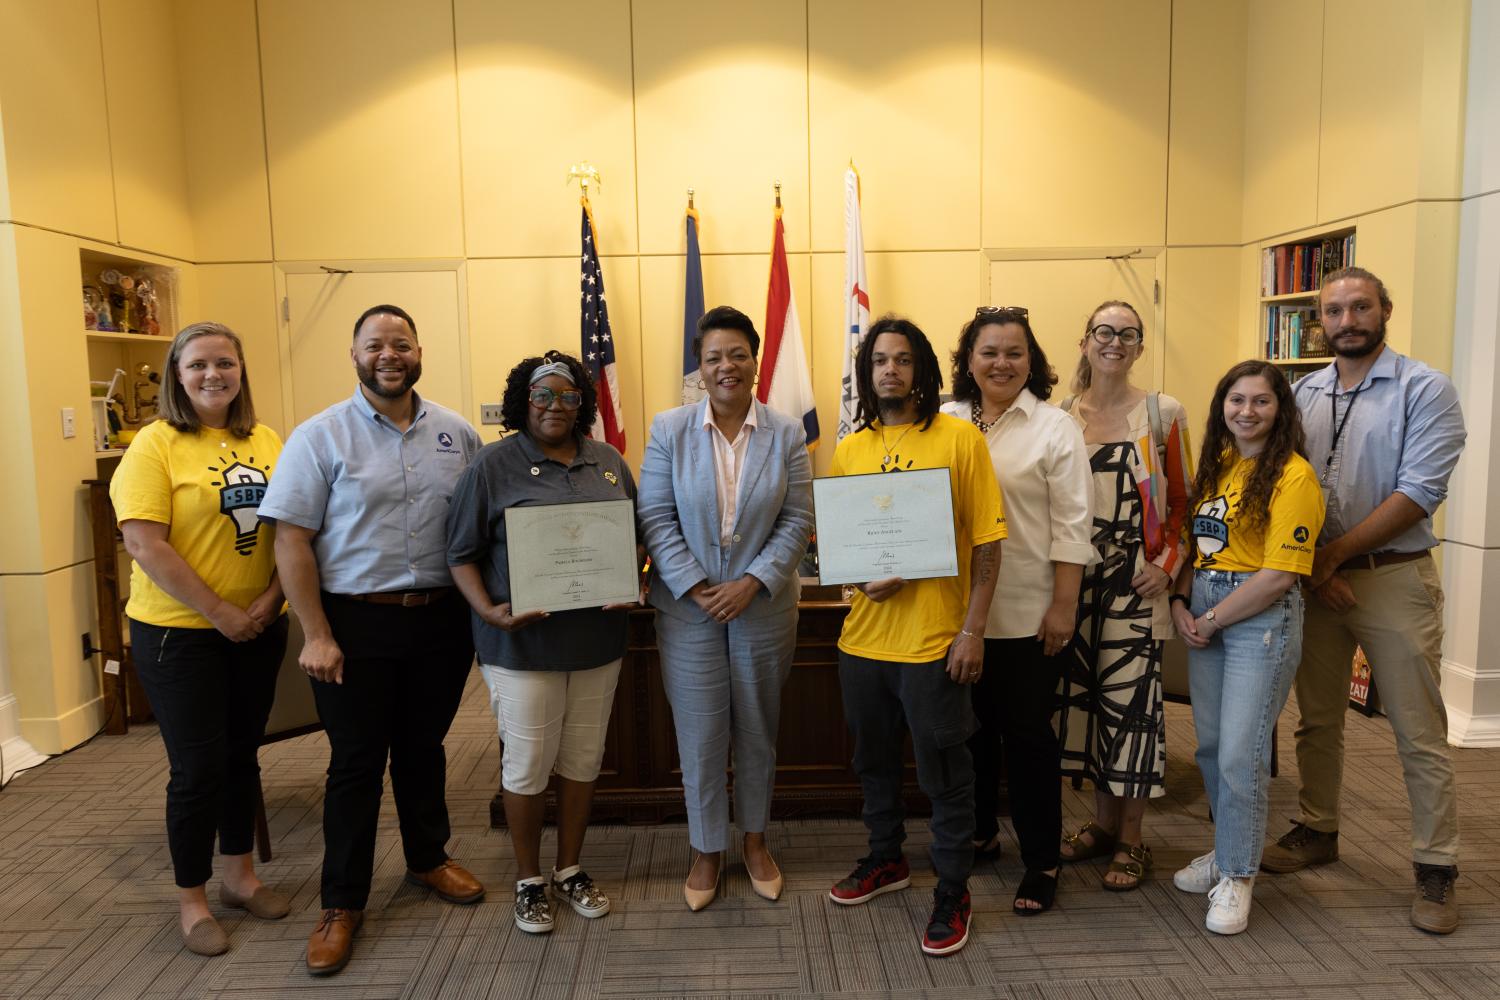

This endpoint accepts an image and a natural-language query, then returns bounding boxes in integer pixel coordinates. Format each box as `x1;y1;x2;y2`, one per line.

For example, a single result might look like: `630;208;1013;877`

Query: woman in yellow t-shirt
109;322;287;956
1169;359;1325;938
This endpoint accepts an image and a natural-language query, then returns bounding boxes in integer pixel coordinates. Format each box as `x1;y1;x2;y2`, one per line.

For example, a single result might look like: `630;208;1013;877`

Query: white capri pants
479;659;622;796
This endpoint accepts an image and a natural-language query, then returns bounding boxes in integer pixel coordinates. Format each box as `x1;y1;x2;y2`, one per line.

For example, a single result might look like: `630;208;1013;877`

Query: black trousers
970;636;1064;871
838;651;977;892
314;592;474;910
131;615;288;889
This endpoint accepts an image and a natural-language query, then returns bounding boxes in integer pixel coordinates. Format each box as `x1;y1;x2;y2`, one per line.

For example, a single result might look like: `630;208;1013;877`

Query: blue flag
681;208;705;405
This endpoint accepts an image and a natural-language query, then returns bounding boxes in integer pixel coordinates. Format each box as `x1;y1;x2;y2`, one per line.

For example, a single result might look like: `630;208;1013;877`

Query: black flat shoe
972;833;1003;862
1013;869;1058;916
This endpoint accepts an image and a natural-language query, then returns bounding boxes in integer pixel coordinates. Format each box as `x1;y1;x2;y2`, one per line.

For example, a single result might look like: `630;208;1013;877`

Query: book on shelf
1264;304;1331;361
1260;231;1356;296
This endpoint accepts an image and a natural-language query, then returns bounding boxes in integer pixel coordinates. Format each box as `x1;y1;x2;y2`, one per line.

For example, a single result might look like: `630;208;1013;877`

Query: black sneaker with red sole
828;855;911;905
921;887;971;956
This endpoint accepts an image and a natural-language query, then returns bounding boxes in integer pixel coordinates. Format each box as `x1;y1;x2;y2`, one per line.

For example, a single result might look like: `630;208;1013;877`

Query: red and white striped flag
757;201;819;447
580;198;626;454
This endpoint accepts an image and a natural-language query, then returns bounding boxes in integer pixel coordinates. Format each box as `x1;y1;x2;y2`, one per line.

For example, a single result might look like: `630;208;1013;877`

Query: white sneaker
1205;876;1253;935
1173;850;1221;893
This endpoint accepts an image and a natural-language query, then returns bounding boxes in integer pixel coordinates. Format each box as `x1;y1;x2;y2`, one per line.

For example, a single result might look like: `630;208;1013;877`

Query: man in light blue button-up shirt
259;304;484;975
1261;268;1466;935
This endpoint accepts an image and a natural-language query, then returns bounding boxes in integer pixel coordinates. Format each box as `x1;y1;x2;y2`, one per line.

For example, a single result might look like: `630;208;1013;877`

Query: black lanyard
1325;383;1363;474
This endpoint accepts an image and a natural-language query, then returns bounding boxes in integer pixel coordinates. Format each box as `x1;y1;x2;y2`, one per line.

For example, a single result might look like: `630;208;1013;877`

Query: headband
529;360;576;386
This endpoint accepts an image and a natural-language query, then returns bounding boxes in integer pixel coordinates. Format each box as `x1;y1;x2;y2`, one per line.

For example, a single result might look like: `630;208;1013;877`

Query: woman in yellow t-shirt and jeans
110;322;288;957
1169;360;1325;937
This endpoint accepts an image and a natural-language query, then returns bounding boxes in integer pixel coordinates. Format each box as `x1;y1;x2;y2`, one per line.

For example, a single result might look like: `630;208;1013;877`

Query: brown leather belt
1337;550;1427;573
339;587;454;607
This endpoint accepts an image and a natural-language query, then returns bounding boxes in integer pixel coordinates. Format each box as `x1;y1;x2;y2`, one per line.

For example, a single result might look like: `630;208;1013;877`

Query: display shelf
1269;357;1328;367
94;448;126;458
86;330;170;346
1259;290;1320;304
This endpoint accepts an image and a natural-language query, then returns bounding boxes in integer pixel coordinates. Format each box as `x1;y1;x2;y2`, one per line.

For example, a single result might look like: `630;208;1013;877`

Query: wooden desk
489;588;937;826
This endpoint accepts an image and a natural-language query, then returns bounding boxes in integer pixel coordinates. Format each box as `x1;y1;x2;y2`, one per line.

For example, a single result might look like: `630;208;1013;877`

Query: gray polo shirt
446;431;636;671
259;388;482;593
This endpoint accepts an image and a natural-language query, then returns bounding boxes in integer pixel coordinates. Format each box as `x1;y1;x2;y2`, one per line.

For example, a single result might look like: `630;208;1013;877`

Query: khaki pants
1291;554;1458;865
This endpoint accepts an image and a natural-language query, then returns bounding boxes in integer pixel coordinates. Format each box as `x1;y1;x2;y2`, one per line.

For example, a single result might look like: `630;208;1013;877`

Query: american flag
580;201;626;454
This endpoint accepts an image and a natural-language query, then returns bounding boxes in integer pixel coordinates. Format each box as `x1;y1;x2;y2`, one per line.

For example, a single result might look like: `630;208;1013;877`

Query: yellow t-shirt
1191;452;1324;574
830;413;1008;662
110;420;284;628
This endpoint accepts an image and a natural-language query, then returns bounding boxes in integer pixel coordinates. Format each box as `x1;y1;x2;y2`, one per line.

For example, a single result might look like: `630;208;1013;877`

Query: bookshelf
1258;226;1355;371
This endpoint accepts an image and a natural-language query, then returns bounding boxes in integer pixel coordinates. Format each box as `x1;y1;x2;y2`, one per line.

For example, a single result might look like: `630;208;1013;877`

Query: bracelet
958;628;982;641
1168;594;1189;608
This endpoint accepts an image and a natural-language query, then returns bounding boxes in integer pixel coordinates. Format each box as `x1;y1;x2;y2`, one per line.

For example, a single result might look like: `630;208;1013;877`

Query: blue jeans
1188;571;1303;877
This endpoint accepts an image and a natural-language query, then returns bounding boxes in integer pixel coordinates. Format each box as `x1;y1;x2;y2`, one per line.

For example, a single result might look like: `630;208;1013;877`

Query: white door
283;268;467;428
986;256;1160;392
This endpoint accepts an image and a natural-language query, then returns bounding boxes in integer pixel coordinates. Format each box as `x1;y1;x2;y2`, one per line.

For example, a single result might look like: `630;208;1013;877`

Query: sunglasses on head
976;305;1029;320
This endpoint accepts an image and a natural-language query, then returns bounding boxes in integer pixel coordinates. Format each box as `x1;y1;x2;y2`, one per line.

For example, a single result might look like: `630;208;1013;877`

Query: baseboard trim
19;695;106;755
1446;705;1500;748
0;734;48;783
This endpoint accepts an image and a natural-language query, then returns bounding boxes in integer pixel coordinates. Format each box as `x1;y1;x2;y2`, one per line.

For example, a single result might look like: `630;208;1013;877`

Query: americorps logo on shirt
435;431;461;455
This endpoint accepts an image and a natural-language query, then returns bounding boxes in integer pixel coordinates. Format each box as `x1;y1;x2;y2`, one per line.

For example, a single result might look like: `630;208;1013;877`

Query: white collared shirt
701;398;758;547
941;390;1093;637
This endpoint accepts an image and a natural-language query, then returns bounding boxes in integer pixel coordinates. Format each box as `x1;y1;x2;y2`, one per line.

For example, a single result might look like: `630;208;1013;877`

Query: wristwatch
1204;608;1218;625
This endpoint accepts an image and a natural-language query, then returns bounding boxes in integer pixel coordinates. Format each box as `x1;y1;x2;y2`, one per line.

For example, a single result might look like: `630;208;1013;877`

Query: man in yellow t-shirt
823;316;1006;958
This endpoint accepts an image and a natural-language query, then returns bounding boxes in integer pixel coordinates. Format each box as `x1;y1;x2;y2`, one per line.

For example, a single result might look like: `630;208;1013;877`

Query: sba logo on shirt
1193;494;1231;567
210;457;271;556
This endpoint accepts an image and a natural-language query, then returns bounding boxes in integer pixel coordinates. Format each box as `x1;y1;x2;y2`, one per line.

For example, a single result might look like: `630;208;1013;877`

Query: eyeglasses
1088;324;1143;347
976;305;1029;319
528;387;583;411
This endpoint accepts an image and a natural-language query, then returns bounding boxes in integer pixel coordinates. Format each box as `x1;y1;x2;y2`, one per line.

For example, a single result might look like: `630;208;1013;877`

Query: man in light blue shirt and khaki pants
1259;267;1467;935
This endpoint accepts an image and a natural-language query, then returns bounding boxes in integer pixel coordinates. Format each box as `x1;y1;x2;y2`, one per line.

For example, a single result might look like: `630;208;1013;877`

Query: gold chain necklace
879;422;916;470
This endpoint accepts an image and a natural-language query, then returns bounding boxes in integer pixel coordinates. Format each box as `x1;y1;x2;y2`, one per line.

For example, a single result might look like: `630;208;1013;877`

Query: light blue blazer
639;400;814;624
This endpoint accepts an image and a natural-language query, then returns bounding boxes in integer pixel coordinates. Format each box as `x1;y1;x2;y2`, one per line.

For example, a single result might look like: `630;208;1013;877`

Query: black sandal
972;833;1003;863
1013;869;1058;916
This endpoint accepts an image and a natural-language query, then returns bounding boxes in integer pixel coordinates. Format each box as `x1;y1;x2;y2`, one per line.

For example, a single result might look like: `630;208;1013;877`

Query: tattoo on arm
972;541;998;589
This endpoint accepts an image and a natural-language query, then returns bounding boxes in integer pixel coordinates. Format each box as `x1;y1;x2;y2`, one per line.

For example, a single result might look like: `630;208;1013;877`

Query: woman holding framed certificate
446;351;638;936
1055;301;1193;891
941;307;1092;915
638;305;814;911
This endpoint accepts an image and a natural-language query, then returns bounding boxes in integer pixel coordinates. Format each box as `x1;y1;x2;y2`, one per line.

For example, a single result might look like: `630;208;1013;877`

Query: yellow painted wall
0;0;117;241
0;0;1474;751
175;0;273;263
982;0;1172;249
257;0;466;261
100;0;194;260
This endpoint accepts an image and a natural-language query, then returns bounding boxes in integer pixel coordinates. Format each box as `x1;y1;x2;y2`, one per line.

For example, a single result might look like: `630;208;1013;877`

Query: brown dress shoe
406;859;485;904
306;908;363;976
1260;822;1338;873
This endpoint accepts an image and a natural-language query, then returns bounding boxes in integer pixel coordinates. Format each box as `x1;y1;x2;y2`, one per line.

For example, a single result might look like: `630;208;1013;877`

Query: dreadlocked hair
1191;360;1307;532
853;314;945;433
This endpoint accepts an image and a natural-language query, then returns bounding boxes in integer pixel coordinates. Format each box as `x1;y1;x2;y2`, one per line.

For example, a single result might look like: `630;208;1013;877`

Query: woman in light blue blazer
639;305;814;912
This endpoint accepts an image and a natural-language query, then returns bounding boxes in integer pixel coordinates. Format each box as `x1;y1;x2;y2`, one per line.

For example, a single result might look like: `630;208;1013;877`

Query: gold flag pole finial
566;162;602;199
774;181;782;210
687;187;695;210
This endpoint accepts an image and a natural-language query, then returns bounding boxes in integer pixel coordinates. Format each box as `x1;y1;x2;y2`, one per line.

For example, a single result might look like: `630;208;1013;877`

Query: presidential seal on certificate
812;468;959;585
504;498;639;614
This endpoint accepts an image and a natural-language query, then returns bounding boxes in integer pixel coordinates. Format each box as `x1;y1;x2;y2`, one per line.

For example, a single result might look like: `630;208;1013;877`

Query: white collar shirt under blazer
941;390;1093;638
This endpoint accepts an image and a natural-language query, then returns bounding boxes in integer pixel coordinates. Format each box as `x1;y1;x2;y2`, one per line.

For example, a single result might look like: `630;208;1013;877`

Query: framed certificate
504;499;639;614
812;468;959;585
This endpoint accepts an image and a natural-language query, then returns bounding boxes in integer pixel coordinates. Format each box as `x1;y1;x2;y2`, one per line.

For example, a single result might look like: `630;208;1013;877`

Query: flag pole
773;180;782;213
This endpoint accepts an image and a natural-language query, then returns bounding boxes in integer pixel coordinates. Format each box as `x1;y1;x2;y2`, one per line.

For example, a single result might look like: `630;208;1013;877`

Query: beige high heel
683;854;722;911
748;855;783;901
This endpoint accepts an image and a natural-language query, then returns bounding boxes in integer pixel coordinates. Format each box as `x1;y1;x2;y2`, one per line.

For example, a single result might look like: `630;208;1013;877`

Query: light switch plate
480;403;503;425
61;407;76;439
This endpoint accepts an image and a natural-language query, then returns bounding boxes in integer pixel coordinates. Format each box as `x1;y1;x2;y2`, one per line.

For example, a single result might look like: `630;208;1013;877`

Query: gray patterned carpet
1;675;1496;999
